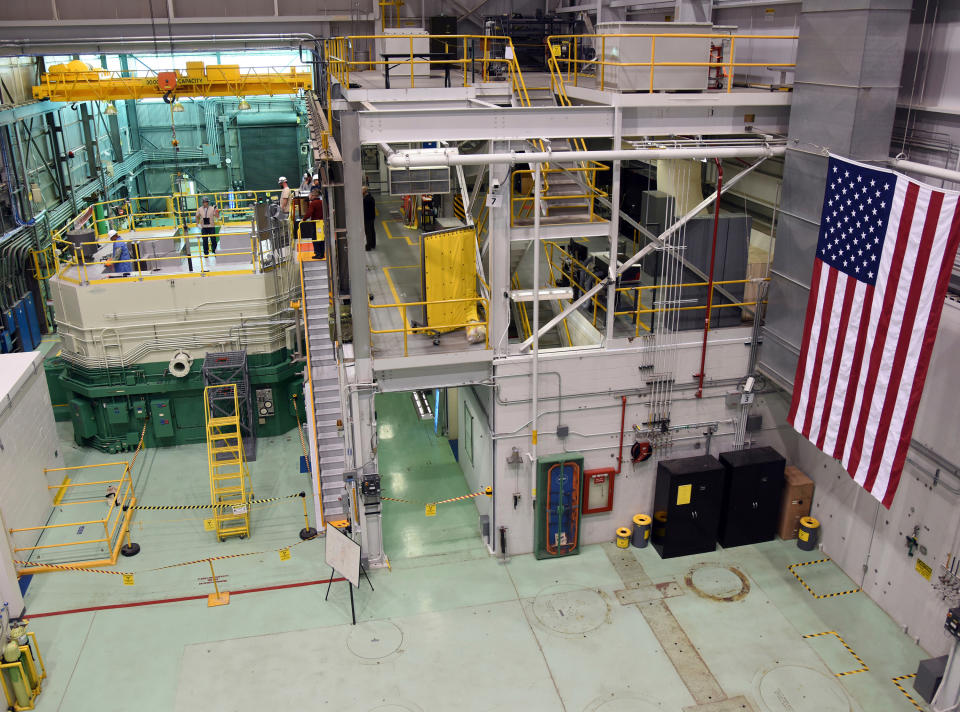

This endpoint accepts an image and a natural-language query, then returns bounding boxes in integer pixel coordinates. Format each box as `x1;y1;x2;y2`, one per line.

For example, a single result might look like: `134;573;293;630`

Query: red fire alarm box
582;469;615;514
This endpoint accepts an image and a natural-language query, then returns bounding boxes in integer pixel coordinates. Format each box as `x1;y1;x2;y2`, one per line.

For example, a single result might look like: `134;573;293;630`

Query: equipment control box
150;400;175;438
946;607;960;640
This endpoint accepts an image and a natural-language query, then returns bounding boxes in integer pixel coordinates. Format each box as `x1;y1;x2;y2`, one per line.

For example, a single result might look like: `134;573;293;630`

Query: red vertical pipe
696;158;723;398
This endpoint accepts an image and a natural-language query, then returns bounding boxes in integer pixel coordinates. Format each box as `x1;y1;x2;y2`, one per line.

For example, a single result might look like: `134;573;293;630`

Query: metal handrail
546;32;798;93
368;295;489;357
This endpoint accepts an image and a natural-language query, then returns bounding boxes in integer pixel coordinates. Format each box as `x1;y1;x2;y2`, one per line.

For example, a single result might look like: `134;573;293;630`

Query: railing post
649;35;656;93
402;305;408;356
601;36;606;91
727;37;735;93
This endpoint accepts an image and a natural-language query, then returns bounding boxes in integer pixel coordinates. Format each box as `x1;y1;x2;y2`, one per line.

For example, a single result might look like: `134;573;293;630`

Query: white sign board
325;523;361;588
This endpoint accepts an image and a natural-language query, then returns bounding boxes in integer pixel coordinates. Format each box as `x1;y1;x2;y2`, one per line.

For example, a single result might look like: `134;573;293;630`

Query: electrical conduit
696;158;722;399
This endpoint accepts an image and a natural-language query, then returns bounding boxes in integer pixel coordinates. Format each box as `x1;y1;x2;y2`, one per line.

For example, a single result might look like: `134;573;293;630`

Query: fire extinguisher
631;440;652;463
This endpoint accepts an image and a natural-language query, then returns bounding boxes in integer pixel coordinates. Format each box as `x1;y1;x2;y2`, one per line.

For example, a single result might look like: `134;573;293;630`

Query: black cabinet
652;455;725;559
718;447;786;548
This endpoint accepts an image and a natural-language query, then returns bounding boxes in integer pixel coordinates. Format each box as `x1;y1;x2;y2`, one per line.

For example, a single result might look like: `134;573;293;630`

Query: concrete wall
770;298;960;656
490;324;774;556
457;385;494;546
0;352;64;617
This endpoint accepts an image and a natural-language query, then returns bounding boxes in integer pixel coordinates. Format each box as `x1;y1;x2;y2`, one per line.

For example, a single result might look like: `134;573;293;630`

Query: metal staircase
302;257;349;525
204;383;253;541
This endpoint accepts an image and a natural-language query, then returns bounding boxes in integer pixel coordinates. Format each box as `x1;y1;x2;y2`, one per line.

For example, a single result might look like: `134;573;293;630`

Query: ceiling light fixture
104;102;118;116
237;98;252;111
171;101;185;113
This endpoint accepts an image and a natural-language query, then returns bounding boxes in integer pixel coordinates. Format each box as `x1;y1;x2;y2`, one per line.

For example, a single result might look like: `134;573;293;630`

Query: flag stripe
866;193;943;496
845;182;919;482
831;283;875;459
787;259;825;426
863;191;943;492
821;279;866;454
881;201;960;507
801;267;838;438
815;275;856;450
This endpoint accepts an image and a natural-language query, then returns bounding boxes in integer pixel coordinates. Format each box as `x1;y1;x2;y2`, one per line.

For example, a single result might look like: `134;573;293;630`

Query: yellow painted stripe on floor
52;476;71;505
382;219;418;246
891;674;925;711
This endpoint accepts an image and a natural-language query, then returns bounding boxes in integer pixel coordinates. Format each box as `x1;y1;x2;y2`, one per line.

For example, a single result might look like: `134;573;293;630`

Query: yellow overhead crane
32;60;312;102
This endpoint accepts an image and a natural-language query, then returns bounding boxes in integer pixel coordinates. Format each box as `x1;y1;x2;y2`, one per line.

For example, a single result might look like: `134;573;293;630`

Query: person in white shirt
195;197;219;255
278;176;291;219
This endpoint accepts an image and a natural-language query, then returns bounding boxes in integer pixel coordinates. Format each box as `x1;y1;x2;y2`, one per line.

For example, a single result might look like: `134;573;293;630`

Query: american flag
788;155;960;508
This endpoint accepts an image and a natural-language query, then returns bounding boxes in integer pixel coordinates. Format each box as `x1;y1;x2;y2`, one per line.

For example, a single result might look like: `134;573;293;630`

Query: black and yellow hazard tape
453;194;466;221
788;558;862;599
134;492;302;511
891;674;925;711
14;532;319;579
802;631;869;677
382;488;492;506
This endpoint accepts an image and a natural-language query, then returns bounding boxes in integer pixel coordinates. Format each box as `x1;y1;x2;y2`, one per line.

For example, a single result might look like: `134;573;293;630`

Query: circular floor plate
348;620;403;660
757;665;851;712
686;564;750;601
532;585;609;635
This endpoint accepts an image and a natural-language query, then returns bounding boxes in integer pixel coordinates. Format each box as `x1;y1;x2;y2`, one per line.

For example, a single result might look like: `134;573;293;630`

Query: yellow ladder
204;384;252;541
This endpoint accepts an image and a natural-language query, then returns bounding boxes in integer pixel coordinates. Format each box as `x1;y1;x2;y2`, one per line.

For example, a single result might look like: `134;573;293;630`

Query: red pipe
696;158;723;398
26;576;345;619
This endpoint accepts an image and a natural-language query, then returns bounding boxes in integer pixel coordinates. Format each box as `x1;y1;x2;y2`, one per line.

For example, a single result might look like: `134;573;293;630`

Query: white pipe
387;145;786;168
531;164;542;504
888;157;960;184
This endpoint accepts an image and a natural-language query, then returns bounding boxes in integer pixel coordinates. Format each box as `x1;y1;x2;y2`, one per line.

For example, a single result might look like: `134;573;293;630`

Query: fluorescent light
509;287;574;302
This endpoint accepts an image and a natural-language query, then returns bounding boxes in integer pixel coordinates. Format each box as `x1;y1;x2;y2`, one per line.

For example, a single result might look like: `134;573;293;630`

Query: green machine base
46;349;306;453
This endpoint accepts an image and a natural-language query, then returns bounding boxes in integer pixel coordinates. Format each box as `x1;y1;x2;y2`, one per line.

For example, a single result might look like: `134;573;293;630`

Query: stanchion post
207;558;230;607
120;527;140;557
299;491;318;540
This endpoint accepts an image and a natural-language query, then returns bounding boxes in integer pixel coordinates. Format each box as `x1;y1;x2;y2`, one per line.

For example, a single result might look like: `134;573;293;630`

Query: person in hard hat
103;229;133;274
303;186;325;259
299;172;312;193
278;176;292;219
311;174;321;191
363;185;376;251
195;197;219;256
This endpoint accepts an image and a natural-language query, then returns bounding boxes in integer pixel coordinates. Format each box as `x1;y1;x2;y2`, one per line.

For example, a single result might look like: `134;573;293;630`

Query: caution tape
13;533;320;579
133;492;303;511
381;487;492;506
891;674;924;711
801;631;868;677
787;558;862;600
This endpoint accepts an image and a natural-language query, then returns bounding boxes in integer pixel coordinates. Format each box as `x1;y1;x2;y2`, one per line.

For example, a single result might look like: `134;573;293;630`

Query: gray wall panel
778;148;828;221
771;210;819;285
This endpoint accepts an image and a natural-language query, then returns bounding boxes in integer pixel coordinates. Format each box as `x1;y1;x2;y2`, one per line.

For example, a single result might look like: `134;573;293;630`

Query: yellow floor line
891;674;925;711
52;476;71;506
802;631;869;677
382;219;418;247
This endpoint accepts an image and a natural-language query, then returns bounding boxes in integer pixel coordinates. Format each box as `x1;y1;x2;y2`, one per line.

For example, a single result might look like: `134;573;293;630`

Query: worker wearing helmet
103;229;133;274
195;197;219;255
299;172;312;193
278;176;291;220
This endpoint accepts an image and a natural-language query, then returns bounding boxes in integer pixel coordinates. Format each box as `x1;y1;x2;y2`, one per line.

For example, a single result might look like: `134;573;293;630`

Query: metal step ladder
302;258;349;525
204;384;252;541
202;350;256;461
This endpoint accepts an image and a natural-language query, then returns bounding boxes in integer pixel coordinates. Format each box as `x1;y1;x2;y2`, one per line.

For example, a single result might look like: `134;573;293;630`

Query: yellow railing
546;32;798;93
47;189;292;286
369;296;489;357
325;34;533;106
543;241;768;336
510;166;609;227
12;461;137;575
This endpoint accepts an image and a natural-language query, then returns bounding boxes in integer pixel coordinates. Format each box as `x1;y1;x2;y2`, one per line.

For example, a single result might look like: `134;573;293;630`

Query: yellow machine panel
421;227;479;333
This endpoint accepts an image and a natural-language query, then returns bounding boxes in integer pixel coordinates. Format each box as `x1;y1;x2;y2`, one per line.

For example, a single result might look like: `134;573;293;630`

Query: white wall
768;298;960;656
458;386;494;546
490;324;775;556
0;352;64;617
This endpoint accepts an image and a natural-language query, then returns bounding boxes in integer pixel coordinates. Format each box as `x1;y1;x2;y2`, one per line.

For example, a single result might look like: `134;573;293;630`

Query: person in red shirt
303;186;325;258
